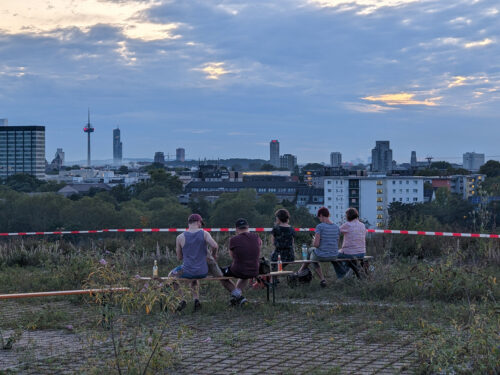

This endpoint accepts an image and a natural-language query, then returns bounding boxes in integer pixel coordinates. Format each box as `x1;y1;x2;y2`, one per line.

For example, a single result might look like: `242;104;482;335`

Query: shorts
308;247;338;262
169;259;223;279
220;266;254;280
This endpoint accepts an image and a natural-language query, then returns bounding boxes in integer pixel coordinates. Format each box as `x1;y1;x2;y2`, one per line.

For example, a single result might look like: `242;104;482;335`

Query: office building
0;124;46;179
463;152;485;172
154;152;165;165
280;153;297;170
176;148;185;162
410;151;417;168
324;176;425;228
330;152;342;167
270;140;280;167
113;128;123;165
371;141;393;173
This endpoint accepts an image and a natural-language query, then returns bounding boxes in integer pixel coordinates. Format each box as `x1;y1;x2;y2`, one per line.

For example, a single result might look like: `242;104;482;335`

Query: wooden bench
137;271;294;304
271;256;374;280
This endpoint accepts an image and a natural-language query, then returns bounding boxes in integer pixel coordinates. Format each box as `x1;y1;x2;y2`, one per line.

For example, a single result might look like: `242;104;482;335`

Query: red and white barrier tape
0;228;498;238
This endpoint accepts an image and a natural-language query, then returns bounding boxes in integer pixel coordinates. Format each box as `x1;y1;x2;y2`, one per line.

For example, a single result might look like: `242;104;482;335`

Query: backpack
258;257;271;275
287;268;312;288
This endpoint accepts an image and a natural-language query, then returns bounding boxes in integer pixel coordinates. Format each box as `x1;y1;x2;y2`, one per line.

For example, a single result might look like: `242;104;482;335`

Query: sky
0;0;499;164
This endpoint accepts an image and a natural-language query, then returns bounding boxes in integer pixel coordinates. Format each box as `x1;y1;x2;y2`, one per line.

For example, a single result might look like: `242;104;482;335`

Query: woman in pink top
335;208;367;279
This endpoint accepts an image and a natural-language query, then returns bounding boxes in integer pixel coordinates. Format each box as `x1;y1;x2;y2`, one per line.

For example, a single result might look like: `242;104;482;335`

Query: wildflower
202;337;211;343
65;325;74;331
165;346;173;351
99;258;107;266
134;274;141;280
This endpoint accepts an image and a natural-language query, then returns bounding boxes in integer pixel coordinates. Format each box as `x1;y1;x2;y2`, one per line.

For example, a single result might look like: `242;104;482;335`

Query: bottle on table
153;260;158;278
278;254;283;272
302;244;308;260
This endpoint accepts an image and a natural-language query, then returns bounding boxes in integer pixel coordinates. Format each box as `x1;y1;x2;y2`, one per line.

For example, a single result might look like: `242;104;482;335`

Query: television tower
83;109;94;167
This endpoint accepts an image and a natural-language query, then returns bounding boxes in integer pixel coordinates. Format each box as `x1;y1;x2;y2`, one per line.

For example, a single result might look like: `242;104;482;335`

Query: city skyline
0;0;499;163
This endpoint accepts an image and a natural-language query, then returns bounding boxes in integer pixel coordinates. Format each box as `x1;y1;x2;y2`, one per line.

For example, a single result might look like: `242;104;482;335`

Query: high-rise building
371;141;393;173
154;152;165;165
410;151;417;168
176;148;185;162
324;176;425;228
0;124;46;179
330;152;342;167
280;154;297;170
113;128;123;165
270;140;280;167
463;152;485;172
83;109;94;167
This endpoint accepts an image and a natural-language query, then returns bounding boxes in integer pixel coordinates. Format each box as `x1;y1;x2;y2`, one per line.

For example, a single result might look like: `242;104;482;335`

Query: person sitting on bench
335;208;367;278
169;214;235;312
220;218;262;306
297;207;341;288
270;208;295;271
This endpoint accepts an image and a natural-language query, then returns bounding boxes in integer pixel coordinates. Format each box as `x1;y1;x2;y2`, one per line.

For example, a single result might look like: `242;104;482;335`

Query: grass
0;240;498;374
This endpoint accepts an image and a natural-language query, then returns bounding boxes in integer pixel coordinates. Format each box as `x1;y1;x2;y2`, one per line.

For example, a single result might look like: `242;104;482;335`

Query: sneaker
230;295;247;306
193;299;202;312
320;280;327;288
176;300;187;312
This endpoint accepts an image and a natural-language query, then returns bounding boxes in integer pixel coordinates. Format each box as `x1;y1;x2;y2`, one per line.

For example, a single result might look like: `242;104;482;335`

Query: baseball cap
188;214;204;225
235;218;249;229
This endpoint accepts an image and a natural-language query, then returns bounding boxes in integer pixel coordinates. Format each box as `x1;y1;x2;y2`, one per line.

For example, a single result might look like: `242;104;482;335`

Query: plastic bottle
302;244;308;260
153;260;158;278
278;254;283;272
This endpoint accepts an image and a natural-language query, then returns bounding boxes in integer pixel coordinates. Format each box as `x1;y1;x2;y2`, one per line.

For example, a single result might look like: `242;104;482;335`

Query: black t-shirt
272;225;295;250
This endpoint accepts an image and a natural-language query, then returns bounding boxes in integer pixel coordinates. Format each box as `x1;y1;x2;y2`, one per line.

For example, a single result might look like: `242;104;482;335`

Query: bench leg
266;279;270;302
347;260;362;279
272;276;276;304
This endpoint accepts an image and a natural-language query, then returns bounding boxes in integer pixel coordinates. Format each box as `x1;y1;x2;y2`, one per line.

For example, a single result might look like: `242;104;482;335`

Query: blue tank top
182;230;208;276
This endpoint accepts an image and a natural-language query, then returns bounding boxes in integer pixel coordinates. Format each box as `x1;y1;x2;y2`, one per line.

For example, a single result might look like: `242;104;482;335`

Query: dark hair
275;208;290;223
345;208;359;221
317;207;330;218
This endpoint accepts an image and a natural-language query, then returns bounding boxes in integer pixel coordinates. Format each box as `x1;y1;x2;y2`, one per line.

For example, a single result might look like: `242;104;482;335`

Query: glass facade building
0;126;46;179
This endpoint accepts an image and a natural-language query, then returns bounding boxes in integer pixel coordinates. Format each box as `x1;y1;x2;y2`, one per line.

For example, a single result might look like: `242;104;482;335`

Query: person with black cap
220;218;262;305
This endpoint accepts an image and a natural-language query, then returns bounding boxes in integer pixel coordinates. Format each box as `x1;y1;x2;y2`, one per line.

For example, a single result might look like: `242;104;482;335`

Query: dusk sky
0;0;499;164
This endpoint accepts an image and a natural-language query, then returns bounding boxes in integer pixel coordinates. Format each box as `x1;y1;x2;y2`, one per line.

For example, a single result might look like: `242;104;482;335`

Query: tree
4;174;43;192
117;165;129;175
430;161;452;170
260;164;276;171
479;160;500;177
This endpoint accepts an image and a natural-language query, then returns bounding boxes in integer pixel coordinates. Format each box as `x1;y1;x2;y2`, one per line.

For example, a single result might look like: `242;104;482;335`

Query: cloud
115;41;137;64
0;0;182;41
464;38;494;48
448;76;468;88
307;0;420;15
344;102;398;113
362;93;442;106
195;62;231;80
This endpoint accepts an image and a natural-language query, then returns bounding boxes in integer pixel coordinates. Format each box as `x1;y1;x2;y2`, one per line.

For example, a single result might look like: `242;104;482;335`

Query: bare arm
176;234;184;261
204;231;219;259
313;233;320;248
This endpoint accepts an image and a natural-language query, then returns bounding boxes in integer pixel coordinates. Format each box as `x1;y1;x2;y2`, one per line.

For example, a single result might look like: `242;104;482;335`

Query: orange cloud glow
362;93;441;106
